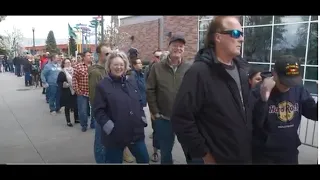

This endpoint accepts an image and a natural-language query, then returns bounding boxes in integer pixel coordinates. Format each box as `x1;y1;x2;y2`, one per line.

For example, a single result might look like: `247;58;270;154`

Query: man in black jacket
171;16;253;164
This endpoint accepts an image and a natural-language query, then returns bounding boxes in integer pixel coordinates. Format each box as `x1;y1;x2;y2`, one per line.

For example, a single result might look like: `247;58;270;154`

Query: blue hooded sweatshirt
41;61;61;86
251;84;318;161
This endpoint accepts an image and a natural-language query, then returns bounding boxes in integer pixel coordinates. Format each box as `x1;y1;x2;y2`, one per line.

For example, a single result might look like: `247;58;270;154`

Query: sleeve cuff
103;120;114;135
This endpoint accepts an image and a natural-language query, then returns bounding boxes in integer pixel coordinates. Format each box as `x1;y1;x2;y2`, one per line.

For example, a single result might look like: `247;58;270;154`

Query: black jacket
171;48;252;164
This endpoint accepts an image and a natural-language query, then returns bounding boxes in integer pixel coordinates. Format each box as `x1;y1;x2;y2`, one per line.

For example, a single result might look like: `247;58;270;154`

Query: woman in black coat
57;58;79;127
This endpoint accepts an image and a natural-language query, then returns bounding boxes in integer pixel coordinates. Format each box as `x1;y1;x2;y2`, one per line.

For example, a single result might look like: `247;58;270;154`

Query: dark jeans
94;120;107;163
65;106;79;123
32;73;40;87
24;72;32;86
77;95;93;128
151;120;160;149
47;85;58;112
15;65;21;76
56;87;61;111
155;119;175;164
104;140;149;163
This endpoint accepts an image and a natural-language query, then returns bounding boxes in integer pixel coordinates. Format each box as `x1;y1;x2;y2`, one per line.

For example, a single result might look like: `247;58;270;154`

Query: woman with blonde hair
93;50;149;163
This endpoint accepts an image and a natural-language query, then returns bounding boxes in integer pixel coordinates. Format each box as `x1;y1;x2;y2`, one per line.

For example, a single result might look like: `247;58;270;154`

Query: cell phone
260;71;272;80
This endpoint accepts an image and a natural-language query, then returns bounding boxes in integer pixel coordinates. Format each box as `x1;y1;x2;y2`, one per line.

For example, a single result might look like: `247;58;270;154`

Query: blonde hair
105;50;130;73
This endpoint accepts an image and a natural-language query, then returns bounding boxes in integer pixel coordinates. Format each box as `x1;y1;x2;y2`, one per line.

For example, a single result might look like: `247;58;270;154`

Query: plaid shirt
72;63;89;97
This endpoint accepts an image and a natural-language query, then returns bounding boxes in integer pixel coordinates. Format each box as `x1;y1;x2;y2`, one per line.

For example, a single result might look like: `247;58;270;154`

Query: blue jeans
94;120;107;163
105;140;149;163
155;119;175;164
47;85;58;112
77;95;93;128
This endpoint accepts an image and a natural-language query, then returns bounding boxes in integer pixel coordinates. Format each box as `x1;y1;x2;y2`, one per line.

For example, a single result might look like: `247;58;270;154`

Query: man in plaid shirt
72;51;94;132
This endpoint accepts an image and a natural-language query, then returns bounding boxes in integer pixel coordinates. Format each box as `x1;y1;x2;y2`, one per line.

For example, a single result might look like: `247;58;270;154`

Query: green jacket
146;55;191;119
88;64;106;105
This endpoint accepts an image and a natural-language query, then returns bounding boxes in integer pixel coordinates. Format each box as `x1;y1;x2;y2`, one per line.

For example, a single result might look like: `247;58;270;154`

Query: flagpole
68;36;70;57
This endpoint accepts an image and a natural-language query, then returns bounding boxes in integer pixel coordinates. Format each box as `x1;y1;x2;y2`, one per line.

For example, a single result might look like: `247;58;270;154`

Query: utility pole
101;16;104;43
32;27;35;55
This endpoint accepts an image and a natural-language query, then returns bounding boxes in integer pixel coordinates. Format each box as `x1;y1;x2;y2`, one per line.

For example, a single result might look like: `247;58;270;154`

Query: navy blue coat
93;75;146;148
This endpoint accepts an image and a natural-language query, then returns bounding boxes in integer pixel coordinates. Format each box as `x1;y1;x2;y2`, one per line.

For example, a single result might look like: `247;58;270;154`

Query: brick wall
163;16;198;60
119;20;159;61
118;16;199;62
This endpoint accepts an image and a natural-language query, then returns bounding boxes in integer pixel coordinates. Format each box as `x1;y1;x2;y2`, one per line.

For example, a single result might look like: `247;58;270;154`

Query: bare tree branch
0;27;24;56
103;16;132;51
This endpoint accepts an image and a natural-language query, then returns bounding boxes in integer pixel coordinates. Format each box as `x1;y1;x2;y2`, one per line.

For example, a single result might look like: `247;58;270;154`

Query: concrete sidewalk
0;72;317;164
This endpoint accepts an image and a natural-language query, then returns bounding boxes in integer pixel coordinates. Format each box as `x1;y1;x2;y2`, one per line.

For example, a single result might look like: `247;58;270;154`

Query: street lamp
32;27;35;55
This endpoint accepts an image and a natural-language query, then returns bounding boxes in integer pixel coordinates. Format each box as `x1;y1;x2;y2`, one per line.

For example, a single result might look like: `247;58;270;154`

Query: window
274;16;309;24
304;81;318;94
311;16;318;21
272;23;308;63
307;23;318;65
243;26;272;63
244;16;272;26
305;67;318;80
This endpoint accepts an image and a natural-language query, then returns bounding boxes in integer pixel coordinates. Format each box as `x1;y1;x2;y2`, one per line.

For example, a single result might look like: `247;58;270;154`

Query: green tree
68;36;77;56
45;31;59;54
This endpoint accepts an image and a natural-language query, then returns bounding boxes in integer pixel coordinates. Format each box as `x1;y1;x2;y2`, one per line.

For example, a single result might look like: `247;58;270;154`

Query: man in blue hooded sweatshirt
251;55;318;164
41;53;61;115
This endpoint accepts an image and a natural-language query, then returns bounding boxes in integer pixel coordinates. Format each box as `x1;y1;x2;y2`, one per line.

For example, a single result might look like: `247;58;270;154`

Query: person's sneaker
67;122;73;127
75;120;80;124
50;111;56;115
81;127;87;132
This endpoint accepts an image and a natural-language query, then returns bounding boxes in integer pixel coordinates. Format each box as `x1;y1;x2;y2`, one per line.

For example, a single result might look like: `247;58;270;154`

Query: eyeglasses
219;30;243;39
105;53;109;56
154;56;160;58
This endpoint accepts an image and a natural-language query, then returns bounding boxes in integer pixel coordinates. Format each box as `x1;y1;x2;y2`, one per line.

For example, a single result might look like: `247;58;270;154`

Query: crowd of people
3;16;318;165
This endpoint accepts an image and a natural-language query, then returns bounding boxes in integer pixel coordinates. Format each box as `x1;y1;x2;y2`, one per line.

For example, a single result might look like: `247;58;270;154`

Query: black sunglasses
219;30;243;39
105;53;109;56
155;55;160;58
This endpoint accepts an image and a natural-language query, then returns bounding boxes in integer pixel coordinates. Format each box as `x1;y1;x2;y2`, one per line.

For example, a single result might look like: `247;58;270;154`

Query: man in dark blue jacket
251;55;318;164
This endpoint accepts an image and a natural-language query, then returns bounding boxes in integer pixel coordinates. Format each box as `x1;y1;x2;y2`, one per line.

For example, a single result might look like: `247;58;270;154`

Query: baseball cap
274;55;302;87
169;34;186;45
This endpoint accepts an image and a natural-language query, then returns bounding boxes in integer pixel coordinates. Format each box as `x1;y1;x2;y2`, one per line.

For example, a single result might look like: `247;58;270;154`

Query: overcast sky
0;16;128;39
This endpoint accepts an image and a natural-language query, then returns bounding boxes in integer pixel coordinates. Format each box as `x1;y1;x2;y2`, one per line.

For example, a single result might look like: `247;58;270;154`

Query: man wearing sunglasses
89;43;111;163
171;16;252;164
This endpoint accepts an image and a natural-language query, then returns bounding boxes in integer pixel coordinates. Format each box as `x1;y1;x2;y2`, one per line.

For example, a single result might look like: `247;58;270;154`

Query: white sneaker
50;111;56;115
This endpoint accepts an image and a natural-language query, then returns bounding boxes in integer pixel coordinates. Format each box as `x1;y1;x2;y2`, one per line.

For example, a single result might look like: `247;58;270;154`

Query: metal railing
298;96;318;148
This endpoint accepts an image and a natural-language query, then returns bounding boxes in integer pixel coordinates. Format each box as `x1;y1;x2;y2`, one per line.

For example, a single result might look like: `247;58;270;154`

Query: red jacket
40;56;48;70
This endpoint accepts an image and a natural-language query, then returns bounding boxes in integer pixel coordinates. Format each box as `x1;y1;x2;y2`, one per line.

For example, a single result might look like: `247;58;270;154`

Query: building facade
119;16;198;61
120;15;318;96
